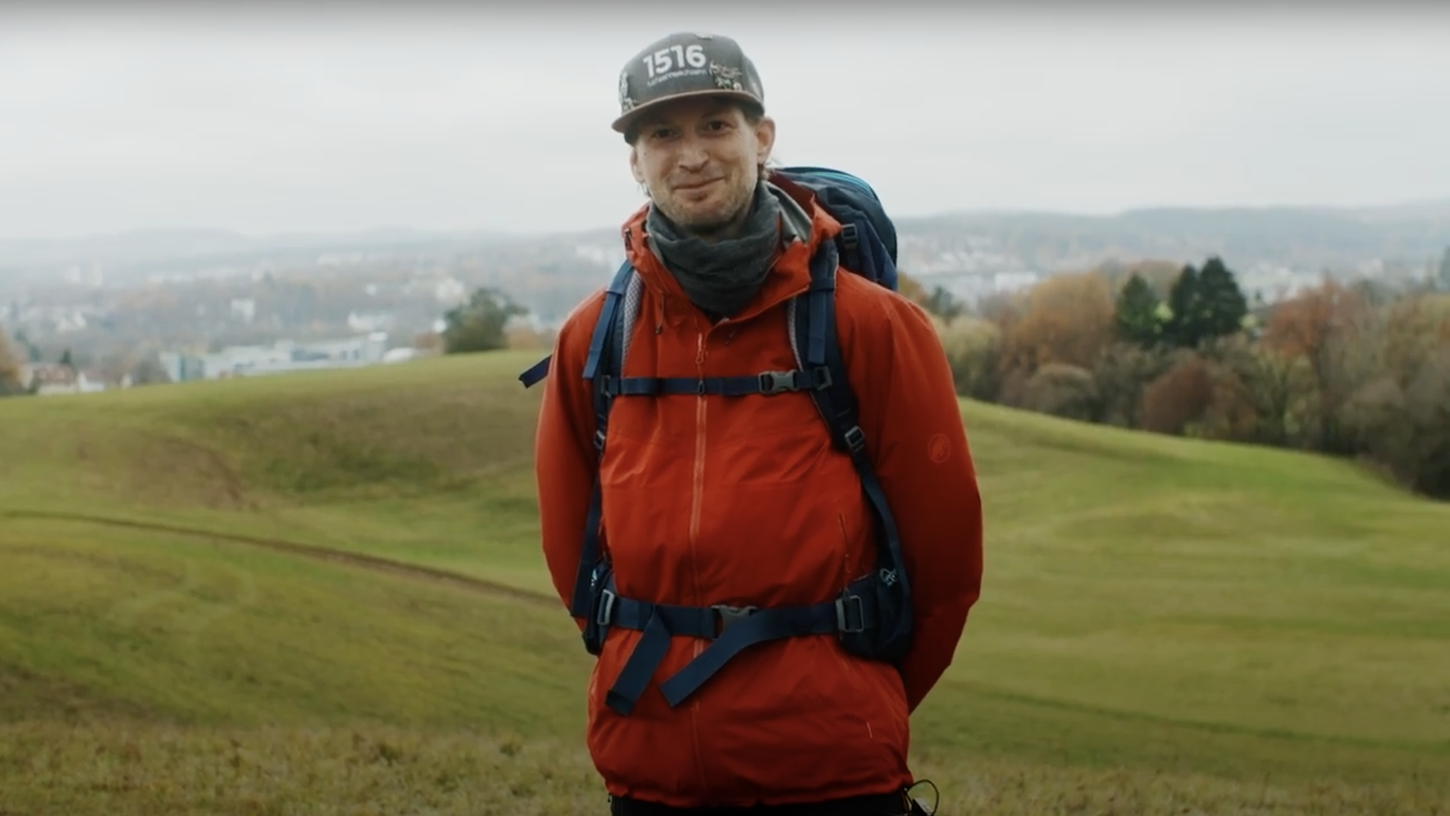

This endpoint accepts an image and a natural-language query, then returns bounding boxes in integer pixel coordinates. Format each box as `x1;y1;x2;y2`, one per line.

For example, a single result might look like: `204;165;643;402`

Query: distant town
3;201;1447;397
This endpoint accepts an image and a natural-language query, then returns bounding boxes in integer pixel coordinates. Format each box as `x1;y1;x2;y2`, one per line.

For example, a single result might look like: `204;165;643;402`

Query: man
534;31;984;815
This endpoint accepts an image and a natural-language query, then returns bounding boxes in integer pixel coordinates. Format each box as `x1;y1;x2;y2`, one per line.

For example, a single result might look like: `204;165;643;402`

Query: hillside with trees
910;257;1450;499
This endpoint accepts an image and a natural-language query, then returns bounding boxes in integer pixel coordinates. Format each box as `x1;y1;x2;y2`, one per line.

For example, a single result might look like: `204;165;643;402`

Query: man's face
629;96;775;241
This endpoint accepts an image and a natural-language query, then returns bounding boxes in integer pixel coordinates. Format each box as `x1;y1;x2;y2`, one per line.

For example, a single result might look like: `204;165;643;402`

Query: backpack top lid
770;166;898;292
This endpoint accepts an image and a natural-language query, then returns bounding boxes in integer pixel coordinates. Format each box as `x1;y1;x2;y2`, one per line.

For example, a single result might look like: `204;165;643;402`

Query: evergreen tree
1114;273;1163;348
1438;246;1450;291
1163;257;1249;348
1195;256;1250;339
1164;263;1203;348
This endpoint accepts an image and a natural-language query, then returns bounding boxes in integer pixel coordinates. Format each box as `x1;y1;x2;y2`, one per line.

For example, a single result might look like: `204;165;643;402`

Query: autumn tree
996;272;1116;391
442;287;528;354
1021;363;1100;422
1140;354;1216;436
936;316;1002;400
897;271;929;309
414;331;444;354
1197;363;1261;443
1340;351;1450;498
895;272;965;325
1380;295;1450;392
1258;278;1373;451
0;326;24;396
506;321;557;351
1093;342;1176;428
1212;337;1319;447
1310;291;1450;496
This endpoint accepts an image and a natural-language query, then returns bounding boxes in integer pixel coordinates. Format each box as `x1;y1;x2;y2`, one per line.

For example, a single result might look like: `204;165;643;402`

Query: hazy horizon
3;2;1448;241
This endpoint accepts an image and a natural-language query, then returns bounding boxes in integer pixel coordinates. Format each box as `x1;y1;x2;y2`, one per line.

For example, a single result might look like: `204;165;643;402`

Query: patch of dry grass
1;721;1443;816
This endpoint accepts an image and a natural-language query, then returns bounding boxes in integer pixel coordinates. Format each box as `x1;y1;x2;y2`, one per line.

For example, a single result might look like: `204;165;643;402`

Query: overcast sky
2;2;1447;240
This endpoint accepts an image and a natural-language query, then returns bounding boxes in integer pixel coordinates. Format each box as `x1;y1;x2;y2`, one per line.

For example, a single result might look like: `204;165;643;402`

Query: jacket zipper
688;327;710;798
689;329;707;591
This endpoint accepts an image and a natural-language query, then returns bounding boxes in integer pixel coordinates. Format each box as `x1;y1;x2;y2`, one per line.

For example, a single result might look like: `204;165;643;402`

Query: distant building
25;363;108;396
158;332;394;383
347;310;394;333
28;363;77;395
230;298;257;324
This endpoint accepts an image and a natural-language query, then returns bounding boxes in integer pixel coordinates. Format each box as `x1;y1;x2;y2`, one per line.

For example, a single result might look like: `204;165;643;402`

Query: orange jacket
534;178;984;807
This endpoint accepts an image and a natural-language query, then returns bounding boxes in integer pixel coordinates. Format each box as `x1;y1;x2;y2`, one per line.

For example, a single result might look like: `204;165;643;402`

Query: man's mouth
675;178;720;192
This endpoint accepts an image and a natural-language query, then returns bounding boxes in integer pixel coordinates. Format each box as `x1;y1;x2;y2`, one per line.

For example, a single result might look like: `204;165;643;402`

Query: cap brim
612;89;764;136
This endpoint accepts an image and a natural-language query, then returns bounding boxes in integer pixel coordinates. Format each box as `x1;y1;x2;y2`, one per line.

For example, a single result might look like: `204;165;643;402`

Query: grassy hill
1;351;1448;815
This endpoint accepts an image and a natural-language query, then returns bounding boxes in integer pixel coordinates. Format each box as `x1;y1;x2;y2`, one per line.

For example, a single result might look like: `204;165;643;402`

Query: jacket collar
621;173;842;328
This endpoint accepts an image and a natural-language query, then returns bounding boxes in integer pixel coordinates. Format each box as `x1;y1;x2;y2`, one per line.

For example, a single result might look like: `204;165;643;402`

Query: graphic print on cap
613;32;765;136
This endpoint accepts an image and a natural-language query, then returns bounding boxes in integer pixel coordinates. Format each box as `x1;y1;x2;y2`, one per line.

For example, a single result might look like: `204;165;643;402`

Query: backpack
518;167;913;716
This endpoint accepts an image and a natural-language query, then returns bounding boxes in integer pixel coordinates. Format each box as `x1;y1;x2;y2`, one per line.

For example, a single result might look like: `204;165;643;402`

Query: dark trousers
609;790;915;815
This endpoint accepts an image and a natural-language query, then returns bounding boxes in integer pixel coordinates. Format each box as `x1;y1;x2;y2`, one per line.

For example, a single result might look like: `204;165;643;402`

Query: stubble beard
660;174;759;241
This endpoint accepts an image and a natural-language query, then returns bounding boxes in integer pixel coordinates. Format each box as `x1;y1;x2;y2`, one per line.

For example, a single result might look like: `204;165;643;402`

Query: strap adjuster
596;588;617;626
758;371;799;395
835;595;866;634
711;604;758;634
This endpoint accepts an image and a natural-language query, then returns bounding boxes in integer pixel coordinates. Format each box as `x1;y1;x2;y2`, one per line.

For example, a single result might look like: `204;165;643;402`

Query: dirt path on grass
0;509;558;609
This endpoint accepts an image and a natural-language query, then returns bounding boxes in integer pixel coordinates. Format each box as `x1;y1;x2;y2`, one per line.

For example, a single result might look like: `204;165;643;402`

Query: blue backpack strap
517;258;636;391
599;367;832;398
518;354;551;388
793;236;914;665
571;261;634;646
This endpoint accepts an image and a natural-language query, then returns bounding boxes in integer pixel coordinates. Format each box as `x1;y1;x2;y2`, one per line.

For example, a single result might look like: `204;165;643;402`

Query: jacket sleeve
534;291;608;625
843;284;985;713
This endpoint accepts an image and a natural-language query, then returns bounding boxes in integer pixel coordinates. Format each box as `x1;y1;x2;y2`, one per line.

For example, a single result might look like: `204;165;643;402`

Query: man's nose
677;138;708;169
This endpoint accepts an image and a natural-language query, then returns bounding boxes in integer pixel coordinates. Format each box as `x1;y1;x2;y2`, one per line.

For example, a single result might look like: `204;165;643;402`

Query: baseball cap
613;32;765;137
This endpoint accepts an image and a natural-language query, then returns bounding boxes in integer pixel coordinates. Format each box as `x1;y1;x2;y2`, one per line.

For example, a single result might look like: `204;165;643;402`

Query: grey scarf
645;181;783;320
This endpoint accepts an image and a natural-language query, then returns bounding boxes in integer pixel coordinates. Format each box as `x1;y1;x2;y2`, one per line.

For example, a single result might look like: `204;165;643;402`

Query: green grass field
2;350;1447;815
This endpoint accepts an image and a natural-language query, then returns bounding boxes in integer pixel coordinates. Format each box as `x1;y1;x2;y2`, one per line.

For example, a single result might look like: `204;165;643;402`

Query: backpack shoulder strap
568;260;634;620
516;260;640;391
790;239;914;661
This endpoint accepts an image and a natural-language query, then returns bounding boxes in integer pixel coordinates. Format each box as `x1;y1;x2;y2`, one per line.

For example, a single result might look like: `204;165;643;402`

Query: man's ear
629;147;645;185
754;115;777;167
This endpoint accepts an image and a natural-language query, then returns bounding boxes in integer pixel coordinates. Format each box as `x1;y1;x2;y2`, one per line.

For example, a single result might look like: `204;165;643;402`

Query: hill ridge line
0;509;558;609
958;680;1450;753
